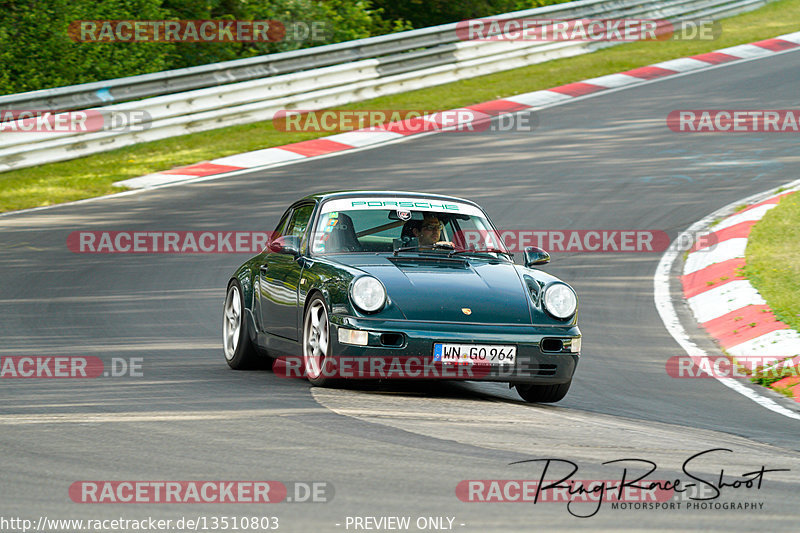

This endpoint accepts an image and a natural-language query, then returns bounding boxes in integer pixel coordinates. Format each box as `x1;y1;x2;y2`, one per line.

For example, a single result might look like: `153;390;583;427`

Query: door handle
260;264;269;273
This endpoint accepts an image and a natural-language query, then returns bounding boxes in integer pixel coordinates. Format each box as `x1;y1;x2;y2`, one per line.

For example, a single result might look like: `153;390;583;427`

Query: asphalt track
2;48;800;531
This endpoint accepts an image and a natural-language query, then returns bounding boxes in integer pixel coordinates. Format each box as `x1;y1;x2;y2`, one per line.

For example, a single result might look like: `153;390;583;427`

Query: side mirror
524;246;550;267
269;235;300;256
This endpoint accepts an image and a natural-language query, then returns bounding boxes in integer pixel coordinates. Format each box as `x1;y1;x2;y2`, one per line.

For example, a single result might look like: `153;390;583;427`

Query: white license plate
433;343;516;365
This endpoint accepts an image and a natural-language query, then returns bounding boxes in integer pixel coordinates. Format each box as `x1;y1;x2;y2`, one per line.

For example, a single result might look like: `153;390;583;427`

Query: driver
403;214;455;248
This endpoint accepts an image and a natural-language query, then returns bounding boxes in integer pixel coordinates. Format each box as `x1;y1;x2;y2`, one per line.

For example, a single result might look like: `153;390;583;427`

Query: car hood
335;255;532;323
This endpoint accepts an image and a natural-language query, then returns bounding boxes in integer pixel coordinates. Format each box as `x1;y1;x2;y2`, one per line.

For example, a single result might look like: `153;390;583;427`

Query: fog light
338;328;368;346
570;337;581;353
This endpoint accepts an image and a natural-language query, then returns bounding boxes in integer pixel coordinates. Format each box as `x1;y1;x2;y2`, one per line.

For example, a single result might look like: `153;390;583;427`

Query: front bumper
329;316;580;384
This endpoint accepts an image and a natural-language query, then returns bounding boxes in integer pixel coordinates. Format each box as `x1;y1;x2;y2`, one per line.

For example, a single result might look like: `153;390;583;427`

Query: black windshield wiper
393;245;419;256
448;248;513;259
393;243;455;256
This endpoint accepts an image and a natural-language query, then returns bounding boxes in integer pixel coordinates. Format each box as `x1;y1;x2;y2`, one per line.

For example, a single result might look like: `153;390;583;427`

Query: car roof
299;190;482;208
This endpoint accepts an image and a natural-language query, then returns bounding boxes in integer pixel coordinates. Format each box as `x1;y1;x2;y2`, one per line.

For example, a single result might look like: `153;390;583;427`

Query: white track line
654;179;800;420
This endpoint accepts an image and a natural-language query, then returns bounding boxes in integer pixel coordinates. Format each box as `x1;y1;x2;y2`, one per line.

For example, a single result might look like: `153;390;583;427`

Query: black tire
514;380;571;403
223;279;260;369
302;294;338;387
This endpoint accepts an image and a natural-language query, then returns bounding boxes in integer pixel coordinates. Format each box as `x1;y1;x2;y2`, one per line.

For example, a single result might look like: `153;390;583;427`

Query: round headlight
350;276;386;313
543;283;577;319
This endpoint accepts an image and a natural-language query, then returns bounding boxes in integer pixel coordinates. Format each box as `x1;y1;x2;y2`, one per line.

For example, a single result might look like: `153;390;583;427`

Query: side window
285;204;315;240
442;218;454;242
271;209;292;242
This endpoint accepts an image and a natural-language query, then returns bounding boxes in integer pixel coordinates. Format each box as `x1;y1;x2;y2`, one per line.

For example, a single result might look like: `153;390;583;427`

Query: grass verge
2;0;800;212
745;192;800;332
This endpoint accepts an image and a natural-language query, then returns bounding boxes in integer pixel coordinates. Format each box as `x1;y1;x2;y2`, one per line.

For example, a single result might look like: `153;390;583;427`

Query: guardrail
0;0;774;172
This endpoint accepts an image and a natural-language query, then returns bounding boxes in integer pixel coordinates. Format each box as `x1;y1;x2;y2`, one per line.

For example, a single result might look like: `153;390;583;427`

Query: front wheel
302;295;337;387
514;380;571;403
223;280;259;369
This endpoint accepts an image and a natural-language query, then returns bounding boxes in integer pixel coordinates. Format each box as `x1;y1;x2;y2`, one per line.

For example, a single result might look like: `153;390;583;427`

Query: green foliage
0;0;411;94
370;0;573;28
162;0;406;67
0;0;171;94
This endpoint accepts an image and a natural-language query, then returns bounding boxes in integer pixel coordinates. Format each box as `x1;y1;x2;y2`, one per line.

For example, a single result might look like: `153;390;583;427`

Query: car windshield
310;197;510;258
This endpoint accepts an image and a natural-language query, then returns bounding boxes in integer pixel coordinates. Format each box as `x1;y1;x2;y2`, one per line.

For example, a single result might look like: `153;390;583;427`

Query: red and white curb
681;192;800;401
655;180;800;421
114;31;800;189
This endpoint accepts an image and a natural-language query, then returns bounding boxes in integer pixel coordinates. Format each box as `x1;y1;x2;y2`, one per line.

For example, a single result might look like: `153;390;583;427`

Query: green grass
770;385;796;398
2;0;800;212
745;192;800;332
747;355;799;386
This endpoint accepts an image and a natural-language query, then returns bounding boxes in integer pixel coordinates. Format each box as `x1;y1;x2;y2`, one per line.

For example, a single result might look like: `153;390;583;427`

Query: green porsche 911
223;191;581;403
